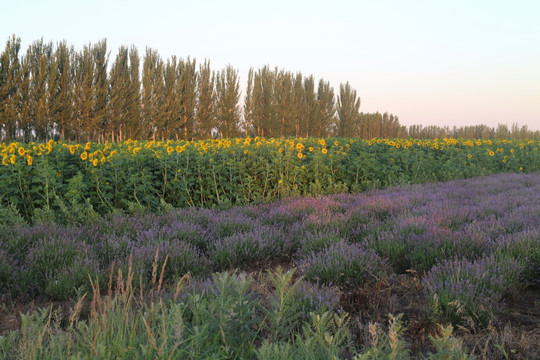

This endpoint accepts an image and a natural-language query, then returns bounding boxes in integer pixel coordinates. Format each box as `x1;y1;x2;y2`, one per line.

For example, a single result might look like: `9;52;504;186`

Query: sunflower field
1;137;538;223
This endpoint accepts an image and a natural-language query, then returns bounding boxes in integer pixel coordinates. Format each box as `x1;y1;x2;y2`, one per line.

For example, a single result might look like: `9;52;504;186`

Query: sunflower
297;152;303;159
167;146;173;154
81;151;88;161
322;148;328;154
18;147;25;156
69;145;75;155
489;151;495;156
26;156;33;166
10;155;16;164
92;159;99;167
467;154;472;159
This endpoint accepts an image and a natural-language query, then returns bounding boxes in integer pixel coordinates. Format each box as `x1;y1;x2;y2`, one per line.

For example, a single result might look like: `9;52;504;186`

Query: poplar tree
177;57;197;140
215;65;241;137
72;45;95;142
196;59;216;139
18;47;32;141
161;56;182;139
49;41;73;141
336;82;360;137
275;70;295;137
495;123;509;139
92;40;109;141
125;46;141;140
108;46;131;142
0;35;22;141
315;79;335;137
292;73;305;137
142;48;165;140
25;39;53;140
302;75;317;137
251;66;276;137
243;67;255;136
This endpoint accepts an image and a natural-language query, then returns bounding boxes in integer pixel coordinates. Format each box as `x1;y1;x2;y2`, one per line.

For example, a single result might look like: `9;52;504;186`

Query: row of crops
1;137;538;223
1;173;539;358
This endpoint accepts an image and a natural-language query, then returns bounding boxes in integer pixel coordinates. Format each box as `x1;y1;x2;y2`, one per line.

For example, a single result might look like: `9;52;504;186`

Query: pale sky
2;0;539;131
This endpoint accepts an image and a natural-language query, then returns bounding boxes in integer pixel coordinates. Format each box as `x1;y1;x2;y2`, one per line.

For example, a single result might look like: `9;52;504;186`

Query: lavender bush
0;172;538;303
422;254;523;327
23;230;95;298
0;248;16;295
129;241;211;281
299;229;345;256
206;210;260;239
494;229;540;284
300;241;388;287
209;226;291;270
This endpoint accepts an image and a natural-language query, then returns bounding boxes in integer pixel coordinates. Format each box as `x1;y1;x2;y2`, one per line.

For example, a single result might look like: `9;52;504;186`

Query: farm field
1;137;539;225
0;171;539;359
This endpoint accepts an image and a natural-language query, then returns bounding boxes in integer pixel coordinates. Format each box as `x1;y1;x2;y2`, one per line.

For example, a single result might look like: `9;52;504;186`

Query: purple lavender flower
209;226;290;270
422;254;523;327
299;241;388;287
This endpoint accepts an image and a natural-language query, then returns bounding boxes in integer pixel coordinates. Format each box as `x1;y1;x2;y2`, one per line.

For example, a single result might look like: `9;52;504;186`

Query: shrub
23;231;95;298
300;241;388;287
422;255;523;328
0;249;16;295
263;268;340;343
494;229;540;284
207;211;259;239
129;242;211;283
45;256;102;300
180;271;263;358
299;229;345;256
209;226;290;270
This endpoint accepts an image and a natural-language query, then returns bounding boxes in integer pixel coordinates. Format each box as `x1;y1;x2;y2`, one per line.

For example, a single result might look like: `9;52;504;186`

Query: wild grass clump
0;259;353;359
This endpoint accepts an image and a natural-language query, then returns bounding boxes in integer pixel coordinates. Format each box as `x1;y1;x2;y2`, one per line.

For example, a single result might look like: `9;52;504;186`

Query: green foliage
425;324;473;360
265;268;307;342
354;317;475;360
1;137;538;224
0;202;27;229
179;271;262;358
354;314;410;360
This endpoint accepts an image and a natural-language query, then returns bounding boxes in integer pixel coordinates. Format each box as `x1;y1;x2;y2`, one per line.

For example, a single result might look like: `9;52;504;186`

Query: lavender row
1;173;538;326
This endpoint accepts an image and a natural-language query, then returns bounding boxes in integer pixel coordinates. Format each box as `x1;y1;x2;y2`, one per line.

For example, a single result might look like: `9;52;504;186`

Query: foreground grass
1;261;477;360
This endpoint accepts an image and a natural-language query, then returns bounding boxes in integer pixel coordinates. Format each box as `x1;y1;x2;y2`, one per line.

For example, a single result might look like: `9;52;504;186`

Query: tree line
1;35;538;142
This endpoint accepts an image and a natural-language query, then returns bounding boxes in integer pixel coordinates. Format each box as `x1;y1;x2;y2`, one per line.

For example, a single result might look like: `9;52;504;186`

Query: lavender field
1;172;539;358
